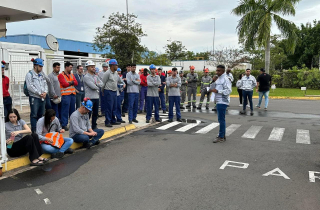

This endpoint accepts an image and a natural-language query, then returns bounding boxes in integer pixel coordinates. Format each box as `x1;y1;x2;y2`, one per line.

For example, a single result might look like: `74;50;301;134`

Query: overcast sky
6;0;320;53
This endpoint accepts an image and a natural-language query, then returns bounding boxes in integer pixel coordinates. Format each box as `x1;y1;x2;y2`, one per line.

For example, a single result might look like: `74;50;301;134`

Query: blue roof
0;34;110;54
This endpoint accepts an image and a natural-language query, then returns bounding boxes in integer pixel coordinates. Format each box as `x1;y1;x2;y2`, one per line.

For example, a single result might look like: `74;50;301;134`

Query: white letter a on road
262;168;290;180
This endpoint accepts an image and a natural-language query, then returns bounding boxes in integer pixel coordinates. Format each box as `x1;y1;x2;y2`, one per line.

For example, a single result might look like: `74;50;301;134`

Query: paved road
1;98;320;210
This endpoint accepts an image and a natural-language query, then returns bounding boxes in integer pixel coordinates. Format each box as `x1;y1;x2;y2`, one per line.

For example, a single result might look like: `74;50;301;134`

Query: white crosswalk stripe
226;124;241;136
296;129;310;144
157;122;181;130
242;126;263;139
195;122;219;134
268;127;285;141
176;120;201;132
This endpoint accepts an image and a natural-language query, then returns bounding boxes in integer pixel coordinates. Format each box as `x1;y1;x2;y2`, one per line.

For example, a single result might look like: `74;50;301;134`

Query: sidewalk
2;107;151;173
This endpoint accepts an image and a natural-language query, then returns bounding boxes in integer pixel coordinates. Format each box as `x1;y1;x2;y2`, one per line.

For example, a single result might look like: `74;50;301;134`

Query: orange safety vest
60;72;76;95
43;132;65;149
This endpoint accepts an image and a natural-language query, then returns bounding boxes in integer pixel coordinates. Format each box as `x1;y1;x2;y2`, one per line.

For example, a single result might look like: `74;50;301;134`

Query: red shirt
2;75;10;97
58;72;78;88
140;74;148;87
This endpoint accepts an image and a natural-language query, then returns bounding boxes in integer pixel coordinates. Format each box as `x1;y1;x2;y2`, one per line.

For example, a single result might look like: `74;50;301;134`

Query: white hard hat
52;97;61;104
85;60;95;67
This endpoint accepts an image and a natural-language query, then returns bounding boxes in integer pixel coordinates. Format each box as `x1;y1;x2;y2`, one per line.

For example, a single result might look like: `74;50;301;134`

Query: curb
2;124;137;173
196;94;320;100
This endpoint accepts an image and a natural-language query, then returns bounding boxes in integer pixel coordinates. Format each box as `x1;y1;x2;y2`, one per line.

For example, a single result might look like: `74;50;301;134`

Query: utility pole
211;18;215;60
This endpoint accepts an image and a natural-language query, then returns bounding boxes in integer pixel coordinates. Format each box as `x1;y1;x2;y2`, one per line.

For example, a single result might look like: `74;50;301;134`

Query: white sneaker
247;105;250;108
239;104;242;107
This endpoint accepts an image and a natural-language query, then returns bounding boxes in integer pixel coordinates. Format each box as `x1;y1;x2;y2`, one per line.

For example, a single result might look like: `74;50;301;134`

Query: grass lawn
195;87;320;97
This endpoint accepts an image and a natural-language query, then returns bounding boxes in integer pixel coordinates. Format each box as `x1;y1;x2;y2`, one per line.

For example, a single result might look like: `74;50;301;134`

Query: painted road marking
35;189;43;195
157;122;181;130
195;122;219;134
296;129;310;144
175;120;201;132
161;119;168;122
226;124;241;136
242;126;263;139
268;127;285;141
43;198;51;205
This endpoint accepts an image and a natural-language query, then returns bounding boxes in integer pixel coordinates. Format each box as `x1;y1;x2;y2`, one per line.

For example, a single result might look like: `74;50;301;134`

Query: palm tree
232;0;300;73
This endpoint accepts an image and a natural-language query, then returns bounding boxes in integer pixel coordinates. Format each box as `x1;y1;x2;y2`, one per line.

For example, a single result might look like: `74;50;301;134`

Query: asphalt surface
1;98;320;210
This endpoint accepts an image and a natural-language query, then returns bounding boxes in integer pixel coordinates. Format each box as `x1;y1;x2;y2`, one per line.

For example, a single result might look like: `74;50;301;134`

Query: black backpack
23;71;33;96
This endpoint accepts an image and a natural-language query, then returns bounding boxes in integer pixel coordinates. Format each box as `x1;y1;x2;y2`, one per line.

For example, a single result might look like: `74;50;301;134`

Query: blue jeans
146;96;160;120
29;97;45;133
41;137;74;153
242;90;253;111
169;96;181;120
61;94;76;127
159;92;166;111
122;91;128;113
76;91;85;109
139;86;148;111
258;91;269;108
128;93;139;121
116;91;124;121
3;96;12;119
50;101;61;119
89;99;99;129
72;129;104;145
45;95;52;110
216;104;228;138
104;90;117;124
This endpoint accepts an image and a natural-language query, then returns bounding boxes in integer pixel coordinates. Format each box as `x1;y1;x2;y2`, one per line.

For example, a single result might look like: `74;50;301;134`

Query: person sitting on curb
36;109;74;159
5;109;46;166
69;98;104;149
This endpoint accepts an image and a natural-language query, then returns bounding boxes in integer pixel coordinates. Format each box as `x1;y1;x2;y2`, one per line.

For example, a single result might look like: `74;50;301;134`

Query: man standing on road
25;58;48;133
126;63;140;124
256;68;271;110
146;64;161;123
69;99;104;149
210;65;232;143
121;64;130;116
2;61;12;118
239;69;257;116
74;65;85;109
158;68;166;113
98;62;108;116
139;68;148;114
167;68;182;122
48;62;62;119
58;62;78;131
83;60;103;129
179;70;187;110
115;68;126;123
197;68;212;110
186;66;198;109
102;59;123;127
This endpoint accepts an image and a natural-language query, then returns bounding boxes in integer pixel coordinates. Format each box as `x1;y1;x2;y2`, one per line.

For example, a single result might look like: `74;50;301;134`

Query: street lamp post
211;18;215;59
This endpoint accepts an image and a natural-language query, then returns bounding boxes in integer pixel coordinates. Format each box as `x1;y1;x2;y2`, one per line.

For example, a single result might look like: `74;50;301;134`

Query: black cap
260;68;265;72
172;67;178;71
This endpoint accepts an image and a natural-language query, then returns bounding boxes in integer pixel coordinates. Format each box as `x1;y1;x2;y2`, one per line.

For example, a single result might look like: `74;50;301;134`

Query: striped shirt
25;70;48;98
69;110;91;138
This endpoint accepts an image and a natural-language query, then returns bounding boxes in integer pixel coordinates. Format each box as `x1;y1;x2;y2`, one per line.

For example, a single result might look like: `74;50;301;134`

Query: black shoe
51;152;64;159
186;105;191;108
206;107;209;110
62;126;69;131
163;110;166;114
95;140;100;145
197;106;201;110
156;119;161;122
111;122;121;125
240;110;246;115
105;124;113;127
138;110;142;114
177;119;182;122
168;119;173;122
122;113;125;117
129;121;133;124
193;105;197;109
132;119;138;123
64;148;74;154
180;106;185;110
250;111;254;116
118;120;125;123
86;142;93;149
212;108;217;111
146;120;150;123
213;137;223;143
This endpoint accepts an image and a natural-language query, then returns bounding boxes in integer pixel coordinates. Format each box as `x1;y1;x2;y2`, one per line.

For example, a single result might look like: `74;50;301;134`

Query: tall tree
209;47;245;68
141;51;171;66
232;0;300;73
164;40;187;61
93;12;147;67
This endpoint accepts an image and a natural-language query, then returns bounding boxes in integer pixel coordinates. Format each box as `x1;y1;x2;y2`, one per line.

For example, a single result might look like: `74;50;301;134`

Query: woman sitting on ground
5;109;45;166
36;109;74;159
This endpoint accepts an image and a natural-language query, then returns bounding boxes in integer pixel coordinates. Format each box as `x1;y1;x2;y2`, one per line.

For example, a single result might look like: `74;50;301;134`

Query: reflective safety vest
43;132;64;149
60;72;76;95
